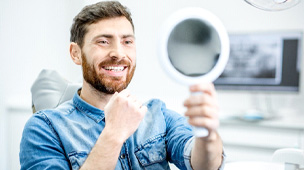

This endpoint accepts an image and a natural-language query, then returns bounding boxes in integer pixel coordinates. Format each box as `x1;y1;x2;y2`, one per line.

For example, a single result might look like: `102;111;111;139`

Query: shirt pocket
134;134;170;170
68;151;88;170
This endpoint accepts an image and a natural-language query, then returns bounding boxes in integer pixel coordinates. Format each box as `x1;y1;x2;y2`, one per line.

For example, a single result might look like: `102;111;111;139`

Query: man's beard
81;53;135;94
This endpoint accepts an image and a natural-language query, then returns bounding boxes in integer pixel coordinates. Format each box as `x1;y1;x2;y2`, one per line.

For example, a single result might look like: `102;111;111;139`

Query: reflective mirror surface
159;7;230;86
167;19;221;77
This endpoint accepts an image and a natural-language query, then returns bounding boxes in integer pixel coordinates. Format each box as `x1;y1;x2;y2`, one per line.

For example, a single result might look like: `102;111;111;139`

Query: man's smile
103;66;126;72
101;65;128;77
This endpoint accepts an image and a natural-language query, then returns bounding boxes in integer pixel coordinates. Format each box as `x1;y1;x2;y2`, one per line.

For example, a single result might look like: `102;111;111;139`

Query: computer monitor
214;31;302;92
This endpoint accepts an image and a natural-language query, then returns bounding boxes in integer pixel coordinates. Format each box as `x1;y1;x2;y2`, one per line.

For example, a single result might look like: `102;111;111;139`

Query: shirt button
120;154;126;159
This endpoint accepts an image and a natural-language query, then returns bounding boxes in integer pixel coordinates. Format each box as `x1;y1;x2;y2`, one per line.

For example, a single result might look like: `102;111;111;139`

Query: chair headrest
31;69;81;113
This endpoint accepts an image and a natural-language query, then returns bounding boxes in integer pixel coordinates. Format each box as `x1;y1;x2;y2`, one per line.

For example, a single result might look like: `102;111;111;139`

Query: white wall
1;0;304;169
0;0;84;168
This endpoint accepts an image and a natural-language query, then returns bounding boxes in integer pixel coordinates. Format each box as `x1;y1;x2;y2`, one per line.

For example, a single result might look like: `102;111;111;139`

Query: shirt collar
73;89;105;123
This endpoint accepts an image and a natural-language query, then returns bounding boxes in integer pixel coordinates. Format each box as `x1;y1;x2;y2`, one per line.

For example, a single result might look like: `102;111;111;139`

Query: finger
134;100;144;109
189;83;216;96
107;91;119;105
184;94;217;107
184;105;219;118
188;117;219;130
125;94;143;107
140;105;147;112
119;89;131;97
139;105;148;116
127;94;137;103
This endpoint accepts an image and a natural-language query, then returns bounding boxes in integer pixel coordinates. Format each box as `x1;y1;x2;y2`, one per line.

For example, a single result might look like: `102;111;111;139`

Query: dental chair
31;69;304;170
272;148;304;170
31;69;80;113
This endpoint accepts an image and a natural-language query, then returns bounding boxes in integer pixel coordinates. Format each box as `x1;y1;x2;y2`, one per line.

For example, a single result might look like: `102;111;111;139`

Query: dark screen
214;32;302;92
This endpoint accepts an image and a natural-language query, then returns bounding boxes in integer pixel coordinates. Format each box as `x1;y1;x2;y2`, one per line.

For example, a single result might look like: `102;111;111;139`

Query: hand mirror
159;8;230;137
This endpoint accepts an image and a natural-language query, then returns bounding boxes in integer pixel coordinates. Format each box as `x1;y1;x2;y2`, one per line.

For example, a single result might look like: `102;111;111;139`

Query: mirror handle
191;92;209;138
193;127;209;138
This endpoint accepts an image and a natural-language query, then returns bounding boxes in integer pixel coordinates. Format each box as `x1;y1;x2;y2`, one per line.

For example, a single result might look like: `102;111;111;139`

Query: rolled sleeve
183;136;195;170
218;148;226;170
183;137;226;170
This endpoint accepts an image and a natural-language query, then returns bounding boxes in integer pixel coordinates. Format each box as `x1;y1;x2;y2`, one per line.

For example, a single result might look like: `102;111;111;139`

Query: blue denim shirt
20;92;225;170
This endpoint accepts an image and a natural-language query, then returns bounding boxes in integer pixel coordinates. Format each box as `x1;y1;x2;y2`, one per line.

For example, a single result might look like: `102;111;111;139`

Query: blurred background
0;0;303;169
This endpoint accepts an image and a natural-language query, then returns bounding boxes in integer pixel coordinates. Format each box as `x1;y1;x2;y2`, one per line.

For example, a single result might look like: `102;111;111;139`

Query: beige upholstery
31;69;81;113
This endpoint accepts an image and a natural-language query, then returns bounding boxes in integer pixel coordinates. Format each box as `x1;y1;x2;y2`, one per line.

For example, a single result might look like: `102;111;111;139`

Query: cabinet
4;103;32;170
218;117;304;162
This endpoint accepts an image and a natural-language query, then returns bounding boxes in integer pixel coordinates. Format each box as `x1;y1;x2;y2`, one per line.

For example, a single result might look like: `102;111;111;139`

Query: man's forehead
86;17;134;37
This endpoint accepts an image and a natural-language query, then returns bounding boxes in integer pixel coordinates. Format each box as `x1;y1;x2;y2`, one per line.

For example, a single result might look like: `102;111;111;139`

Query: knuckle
214;120;219;128
115;94;123;102
200;106;207;115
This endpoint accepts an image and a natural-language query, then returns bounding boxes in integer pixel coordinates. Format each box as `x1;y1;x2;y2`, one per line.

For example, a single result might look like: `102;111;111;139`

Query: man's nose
109;42;126;60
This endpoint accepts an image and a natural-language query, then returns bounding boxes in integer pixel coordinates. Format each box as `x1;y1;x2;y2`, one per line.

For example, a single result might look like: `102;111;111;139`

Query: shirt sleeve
161;102;194;170
19;111;71;170
183;137;227;170
161;101;226;170
218;148;226;170
183;137;194;170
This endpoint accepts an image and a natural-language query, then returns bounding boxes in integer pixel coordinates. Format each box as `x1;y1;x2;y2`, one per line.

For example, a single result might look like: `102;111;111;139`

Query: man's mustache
98;58;131;68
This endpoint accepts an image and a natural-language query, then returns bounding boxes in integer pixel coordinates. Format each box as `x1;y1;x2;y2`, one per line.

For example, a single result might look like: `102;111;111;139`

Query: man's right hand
103;89;147;143
80;89;146;170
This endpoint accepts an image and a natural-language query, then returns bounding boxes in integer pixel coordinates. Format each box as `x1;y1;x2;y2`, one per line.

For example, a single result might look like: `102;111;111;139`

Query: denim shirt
20;92;225;170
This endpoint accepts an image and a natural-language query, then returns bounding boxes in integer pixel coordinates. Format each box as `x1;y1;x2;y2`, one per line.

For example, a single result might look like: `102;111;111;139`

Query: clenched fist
103;89;147;143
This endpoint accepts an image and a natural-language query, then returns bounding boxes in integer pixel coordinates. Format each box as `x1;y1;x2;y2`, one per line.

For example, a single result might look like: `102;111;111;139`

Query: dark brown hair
70;1;134;48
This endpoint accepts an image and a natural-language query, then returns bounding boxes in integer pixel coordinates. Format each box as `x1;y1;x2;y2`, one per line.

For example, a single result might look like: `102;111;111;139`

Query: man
20;1;225;170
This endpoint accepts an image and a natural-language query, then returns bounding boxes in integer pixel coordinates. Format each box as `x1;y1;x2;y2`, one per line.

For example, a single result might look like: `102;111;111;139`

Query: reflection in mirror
167;19;221;77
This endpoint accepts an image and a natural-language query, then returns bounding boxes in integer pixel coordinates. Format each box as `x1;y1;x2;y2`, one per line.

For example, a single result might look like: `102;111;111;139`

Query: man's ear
70;42;82;65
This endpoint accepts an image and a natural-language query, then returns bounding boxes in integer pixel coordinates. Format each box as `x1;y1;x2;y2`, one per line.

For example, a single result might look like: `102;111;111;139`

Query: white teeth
104;66;124;72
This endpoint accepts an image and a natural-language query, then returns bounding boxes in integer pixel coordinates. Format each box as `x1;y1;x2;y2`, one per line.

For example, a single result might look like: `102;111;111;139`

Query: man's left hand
183;83;220;136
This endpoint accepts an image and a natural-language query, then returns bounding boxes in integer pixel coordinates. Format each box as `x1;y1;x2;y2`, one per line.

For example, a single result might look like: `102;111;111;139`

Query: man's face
80;17;136;94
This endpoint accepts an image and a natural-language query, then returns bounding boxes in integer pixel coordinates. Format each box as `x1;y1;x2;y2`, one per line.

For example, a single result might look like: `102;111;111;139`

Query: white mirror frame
159;7;230;86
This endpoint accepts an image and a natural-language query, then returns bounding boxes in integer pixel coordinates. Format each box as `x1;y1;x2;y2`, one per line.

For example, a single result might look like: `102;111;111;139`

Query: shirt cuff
183;137;195;170
218;148;226;170
183;137;226;170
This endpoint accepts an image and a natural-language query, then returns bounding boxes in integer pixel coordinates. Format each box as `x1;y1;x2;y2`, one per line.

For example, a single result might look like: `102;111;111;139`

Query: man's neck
80;82;113;110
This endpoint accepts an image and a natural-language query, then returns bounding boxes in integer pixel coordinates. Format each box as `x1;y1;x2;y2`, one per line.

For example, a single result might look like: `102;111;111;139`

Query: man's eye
98;40;108;44
125;40;133;45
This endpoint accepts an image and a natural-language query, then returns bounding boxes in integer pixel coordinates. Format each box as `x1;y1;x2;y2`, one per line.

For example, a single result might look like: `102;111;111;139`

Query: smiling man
20;1;225;170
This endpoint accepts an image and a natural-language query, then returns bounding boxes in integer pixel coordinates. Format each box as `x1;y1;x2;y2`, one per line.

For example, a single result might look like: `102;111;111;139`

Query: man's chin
94;73;133;93
95;82;127;94
109;84;127;93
